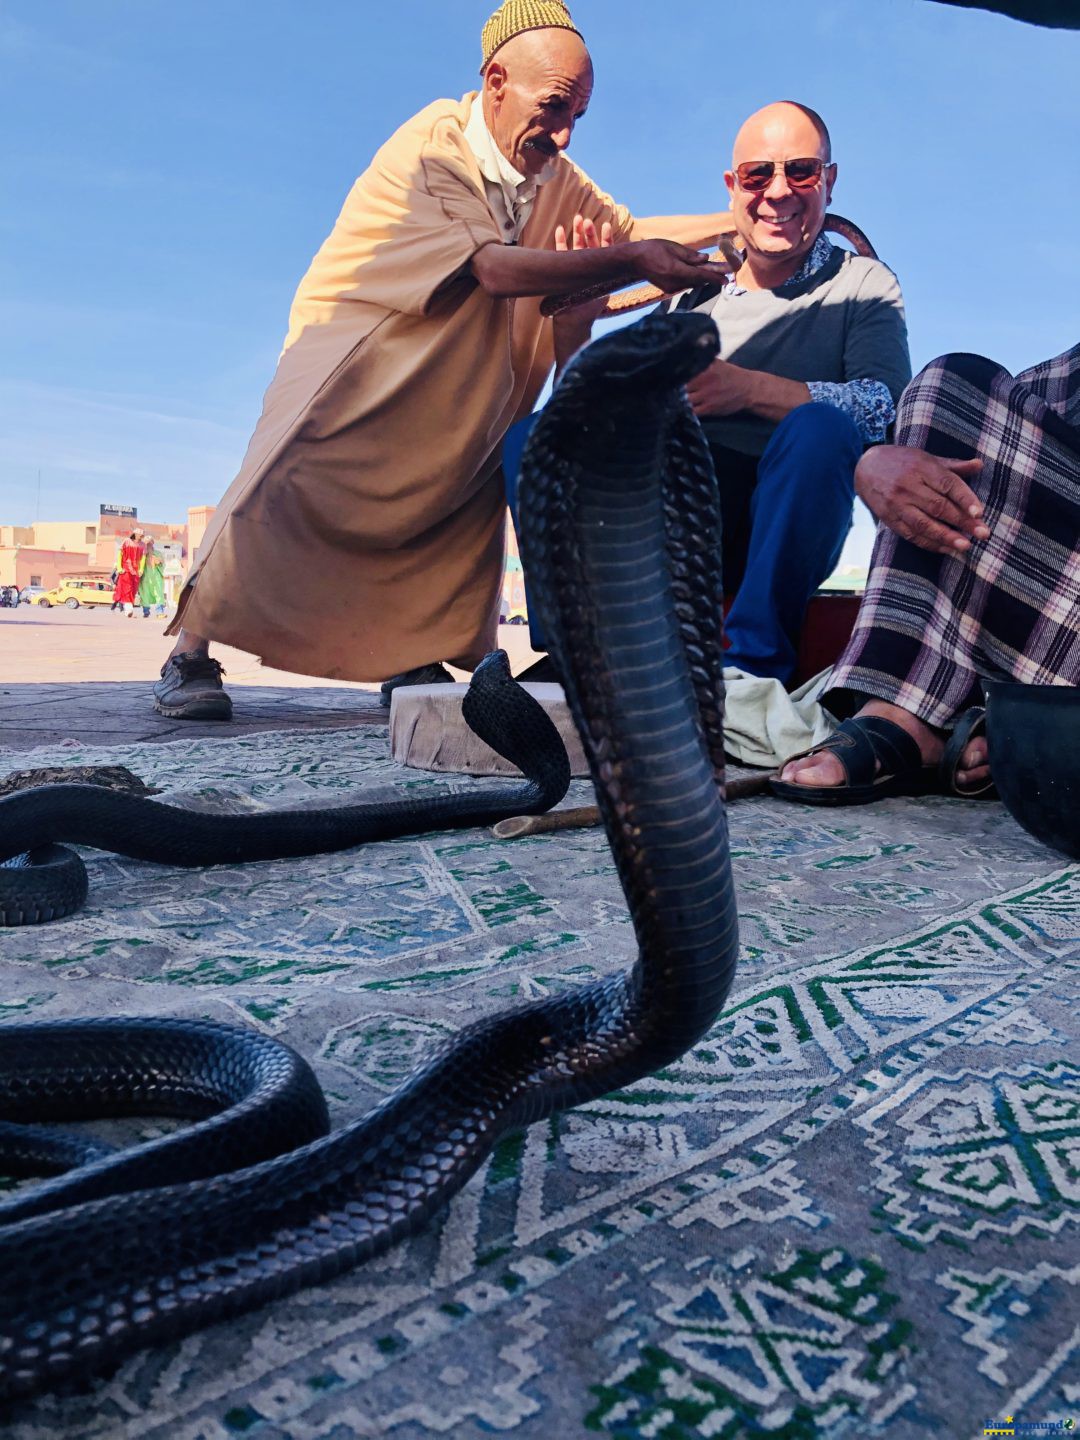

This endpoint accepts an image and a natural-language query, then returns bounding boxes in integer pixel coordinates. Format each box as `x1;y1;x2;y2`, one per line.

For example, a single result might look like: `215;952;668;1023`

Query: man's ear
824;163;837;205
484;59;508;103
723;170;737;201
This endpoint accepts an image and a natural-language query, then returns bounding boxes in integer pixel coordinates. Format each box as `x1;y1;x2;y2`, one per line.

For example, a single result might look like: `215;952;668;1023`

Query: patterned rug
2;727;1078;1440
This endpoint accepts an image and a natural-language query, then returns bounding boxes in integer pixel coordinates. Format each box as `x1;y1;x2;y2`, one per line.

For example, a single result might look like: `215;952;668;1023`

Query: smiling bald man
671;101;913;686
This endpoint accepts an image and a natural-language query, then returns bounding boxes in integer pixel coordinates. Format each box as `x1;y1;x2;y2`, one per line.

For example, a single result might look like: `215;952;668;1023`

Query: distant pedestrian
137;536;166;618
109;551;122;610
112;531;144;617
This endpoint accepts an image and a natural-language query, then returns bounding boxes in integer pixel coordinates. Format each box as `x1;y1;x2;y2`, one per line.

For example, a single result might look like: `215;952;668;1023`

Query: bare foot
954;734;990;791
778;702;991;791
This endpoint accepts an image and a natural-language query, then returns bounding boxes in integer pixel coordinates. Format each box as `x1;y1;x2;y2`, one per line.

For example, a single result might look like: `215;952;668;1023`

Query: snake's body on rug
0;311;738;1404
0;653;571;927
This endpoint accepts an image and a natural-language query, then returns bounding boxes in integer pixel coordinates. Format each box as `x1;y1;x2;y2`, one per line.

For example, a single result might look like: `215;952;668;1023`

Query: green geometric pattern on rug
1;728;1078;1439
586;1248;913;1437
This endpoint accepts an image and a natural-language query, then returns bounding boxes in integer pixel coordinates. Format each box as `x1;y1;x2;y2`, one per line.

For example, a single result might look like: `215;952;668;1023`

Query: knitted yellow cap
480;0;583;72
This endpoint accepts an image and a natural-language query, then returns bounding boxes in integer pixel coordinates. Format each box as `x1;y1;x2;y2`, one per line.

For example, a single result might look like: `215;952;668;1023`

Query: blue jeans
503;401;861;683
714;403;861;684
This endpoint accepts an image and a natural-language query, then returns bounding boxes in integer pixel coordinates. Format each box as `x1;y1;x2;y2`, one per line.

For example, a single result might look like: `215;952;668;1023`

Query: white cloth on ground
721;666;837;769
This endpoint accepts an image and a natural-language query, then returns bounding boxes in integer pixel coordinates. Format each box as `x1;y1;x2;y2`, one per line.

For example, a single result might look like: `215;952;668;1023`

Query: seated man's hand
552;214;613;373
685;358;755;418
553;213;614;325
855;445;991;556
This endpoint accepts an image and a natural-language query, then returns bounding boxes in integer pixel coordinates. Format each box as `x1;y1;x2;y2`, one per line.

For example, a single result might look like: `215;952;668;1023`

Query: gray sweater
675;246;912;458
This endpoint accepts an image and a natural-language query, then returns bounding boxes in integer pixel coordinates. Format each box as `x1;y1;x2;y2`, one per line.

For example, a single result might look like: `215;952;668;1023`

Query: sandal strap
794;716;924;788
940;707;996;797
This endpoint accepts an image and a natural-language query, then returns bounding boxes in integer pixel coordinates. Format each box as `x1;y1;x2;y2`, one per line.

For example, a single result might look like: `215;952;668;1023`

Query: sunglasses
735;158;828;193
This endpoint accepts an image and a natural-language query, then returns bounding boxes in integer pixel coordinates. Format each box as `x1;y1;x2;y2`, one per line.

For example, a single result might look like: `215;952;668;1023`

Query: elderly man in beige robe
156;0;733;720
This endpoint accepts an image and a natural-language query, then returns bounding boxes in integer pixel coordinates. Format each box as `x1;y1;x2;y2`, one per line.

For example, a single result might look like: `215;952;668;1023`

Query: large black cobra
0;649;571;926
0;311;738;1404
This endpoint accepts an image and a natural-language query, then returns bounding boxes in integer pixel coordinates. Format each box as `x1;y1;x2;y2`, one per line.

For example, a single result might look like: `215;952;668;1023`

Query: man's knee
906;351;1011;405
915;349;1013;391
765;402;861;490
896;352;1018;444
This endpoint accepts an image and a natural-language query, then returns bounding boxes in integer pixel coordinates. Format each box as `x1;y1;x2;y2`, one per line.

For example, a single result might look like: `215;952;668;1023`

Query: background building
0;505;214;594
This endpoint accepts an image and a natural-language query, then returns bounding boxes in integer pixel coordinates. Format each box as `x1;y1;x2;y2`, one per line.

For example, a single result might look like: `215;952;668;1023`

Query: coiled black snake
0;311;738;1403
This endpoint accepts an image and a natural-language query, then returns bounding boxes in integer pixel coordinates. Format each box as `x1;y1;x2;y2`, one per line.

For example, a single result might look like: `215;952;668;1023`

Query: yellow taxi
38;576;115;609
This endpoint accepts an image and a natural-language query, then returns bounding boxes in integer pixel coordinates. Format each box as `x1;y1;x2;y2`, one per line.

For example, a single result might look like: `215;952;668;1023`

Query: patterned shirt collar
725;231;835;296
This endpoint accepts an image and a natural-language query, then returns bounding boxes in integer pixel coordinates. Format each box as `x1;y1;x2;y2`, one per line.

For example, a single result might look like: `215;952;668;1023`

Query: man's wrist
744;371;813;421
553;314;594;346
626;239;656;281
740;367;764;413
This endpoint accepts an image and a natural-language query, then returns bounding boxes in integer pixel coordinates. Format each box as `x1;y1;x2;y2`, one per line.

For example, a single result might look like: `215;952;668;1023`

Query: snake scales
0;310;738;1404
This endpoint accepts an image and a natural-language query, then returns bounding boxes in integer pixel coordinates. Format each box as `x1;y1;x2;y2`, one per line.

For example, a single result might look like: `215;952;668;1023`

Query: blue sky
1;1;1076;565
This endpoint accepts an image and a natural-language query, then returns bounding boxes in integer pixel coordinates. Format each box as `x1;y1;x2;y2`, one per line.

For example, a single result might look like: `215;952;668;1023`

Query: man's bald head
482;27;593;178
487;26;593;87
726;100;837;283
732;101;831;168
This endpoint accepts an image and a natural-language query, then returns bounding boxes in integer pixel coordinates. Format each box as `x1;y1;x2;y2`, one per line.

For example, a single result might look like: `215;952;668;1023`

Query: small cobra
0;311;737;1404
0;652;571;927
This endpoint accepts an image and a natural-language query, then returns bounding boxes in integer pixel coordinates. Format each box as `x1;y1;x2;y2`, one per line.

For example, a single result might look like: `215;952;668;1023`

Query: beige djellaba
168;93;633;681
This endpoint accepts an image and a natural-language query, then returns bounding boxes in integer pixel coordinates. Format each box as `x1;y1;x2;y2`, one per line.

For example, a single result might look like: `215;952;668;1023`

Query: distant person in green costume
137;535;167;619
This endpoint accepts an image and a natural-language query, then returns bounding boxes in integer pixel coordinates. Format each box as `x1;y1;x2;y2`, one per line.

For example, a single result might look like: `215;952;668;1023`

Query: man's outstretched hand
855;445;991;556
633;238;713;293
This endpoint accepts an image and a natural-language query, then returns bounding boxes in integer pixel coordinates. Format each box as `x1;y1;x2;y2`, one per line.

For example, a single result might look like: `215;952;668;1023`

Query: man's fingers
563;214;607;252
600;221;613;247
929;464;991;536
655;262;714;291
664;242;710;265
919;484;978;532
896;507;973;556
943;457;983;477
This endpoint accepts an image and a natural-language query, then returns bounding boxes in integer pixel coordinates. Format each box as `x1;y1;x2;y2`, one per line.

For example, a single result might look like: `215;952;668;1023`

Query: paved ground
0;606;541;750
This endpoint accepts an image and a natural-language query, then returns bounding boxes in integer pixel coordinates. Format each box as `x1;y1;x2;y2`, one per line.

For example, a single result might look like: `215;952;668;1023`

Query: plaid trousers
826;345;1080;728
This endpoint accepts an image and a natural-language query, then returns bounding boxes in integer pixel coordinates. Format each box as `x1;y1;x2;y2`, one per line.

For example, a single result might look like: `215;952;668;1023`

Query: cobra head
560;312;719;393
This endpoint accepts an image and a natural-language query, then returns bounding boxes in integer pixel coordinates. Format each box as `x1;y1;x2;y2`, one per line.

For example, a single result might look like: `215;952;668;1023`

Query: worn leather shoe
379;662;454;707
153;653;233;720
